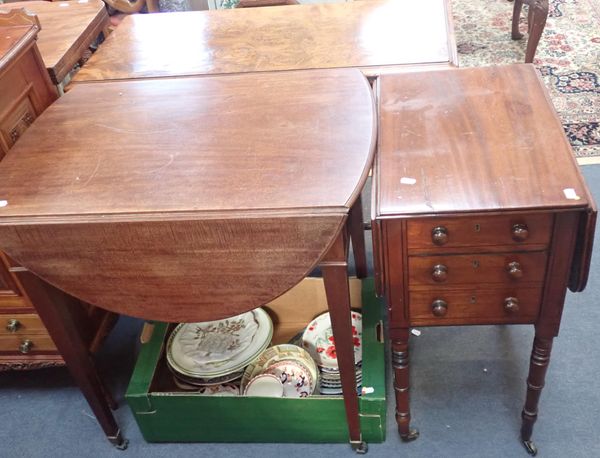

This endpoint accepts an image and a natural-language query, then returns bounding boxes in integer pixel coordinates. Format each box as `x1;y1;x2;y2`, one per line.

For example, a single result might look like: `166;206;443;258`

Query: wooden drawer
408;286;543;326
406;214;553;252
408;251;548;288
0;96;36;150
0;313;46;336
0;332;57;353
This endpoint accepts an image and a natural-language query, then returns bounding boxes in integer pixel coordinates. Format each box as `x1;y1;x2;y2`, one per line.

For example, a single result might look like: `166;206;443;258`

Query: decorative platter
301;311;362;369
166;308;273;378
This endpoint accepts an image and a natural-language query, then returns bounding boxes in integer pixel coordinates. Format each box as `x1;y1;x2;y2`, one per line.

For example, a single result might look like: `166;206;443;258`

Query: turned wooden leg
392;329;419;441
348;195;368;279
521;336;553;456
13;270;127;449
322;245;366;453
525;0;548;63
511;0;524;40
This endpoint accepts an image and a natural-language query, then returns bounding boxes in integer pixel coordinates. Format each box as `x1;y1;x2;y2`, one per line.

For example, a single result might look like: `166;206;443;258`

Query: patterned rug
451;0;600;164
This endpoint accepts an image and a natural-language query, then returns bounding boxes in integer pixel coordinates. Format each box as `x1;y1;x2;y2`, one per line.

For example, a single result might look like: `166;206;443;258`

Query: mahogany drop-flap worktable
0;68;376;450
372;64;596;455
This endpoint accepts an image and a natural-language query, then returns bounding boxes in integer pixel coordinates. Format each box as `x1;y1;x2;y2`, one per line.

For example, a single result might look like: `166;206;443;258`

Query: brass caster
523;440;537;456
351;441;368;454
108;431;129;450
400;428;419;442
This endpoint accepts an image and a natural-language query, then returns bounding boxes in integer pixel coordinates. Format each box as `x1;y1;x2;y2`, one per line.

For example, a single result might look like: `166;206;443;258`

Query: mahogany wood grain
405;214;553;252
0;1;109;84
72;0;457;83
373;65;596;452
321;231;362;449
0;69;375;323
408;251;548;287
408;286;542;325
376;65;592;217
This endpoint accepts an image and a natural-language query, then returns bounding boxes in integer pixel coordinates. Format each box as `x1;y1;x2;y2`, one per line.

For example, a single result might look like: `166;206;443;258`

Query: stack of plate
301;311;362;395
166;308;273;391
241;344;318;397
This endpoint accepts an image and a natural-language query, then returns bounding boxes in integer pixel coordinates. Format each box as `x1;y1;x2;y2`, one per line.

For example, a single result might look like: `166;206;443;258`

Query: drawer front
0;333;57;354
0;96;36;150
408;251;548;287
409;287;542;326
0;313;47;336
406;214;553;251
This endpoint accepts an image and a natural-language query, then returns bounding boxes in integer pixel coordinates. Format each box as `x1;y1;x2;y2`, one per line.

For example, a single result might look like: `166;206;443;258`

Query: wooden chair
510;0;549;63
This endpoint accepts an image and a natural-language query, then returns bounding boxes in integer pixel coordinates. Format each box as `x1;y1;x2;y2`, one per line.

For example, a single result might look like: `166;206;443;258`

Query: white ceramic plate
244;374;284;397
302;311;362;369
167;308;273;378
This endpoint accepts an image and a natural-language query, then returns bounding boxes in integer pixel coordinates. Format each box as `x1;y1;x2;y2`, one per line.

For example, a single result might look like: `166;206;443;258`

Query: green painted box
125;278;386;444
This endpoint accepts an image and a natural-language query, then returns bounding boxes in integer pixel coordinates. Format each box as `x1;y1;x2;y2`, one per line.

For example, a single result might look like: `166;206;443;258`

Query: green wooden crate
126;278;386;444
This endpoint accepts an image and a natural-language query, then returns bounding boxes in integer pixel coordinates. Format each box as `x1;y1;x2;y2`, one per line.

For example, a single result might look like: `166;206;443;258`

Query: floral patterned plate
167;308;273;378
241;344;318;392
301;311;362;369
264;360;314;397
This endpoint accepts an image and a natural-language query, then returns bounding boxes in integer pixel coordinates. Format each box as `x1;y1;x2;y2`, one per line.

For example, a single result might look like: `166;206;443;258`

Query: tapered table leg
12;270;127;449
322;231;366;453
392;328;419;441
521;335;553;456
348;195;368;279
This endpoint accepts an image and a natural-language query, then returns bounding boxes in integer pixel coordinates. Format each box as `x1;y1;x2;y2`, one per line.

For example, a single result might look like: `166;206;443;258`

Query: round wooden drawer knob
431;299;448;317
6;319;21;333
506;261;523;279
431;264;448;282
19;339;34;354
511;224;529;242
431;226;449;246
504;297;520;314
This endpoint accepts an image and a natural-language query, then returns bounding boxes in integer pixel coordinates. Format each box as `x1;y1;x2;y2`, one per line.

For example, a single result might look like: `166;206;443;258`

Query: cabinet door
0;253;29;309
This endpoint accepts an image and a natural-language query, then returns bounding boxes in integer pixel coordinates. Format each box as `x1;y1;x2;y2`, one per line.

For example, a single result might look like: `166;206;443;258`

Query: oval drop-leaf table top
0;68;376;322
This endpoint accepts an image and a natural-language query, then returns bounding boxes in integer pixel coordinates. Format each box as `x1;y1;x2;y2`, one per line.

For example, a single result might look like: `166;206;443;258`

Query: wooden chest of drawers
0;9;57;159
372;65;596;455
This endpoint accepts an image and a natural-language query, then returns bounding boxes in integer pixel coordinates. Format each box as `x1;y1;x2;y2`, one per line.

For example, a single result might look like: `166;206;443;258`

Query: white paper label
0;200;7;208
400;177;417;185
563;188;581;200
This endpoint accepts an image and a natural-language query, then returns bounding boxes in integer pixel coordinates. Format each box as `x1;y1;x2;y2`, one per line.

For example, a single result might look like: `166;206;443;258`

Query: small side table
373;64;596;455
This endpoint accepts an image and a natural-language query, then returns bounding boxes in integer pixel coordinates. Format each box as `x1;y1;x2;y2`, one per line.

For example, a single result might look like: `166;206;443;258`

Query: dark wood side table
372;64;596;455
0;68;375;450
0;0;109;87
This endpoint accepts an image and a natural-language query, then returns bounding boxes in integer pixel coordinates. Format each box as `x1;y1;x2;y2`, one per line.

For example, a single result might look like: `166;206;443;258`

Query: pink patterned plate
264;360;314;398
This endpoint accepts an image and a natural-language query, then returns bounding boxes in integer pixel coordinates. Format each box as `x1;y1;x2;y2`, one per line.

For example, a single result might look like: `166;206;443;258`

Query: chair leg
511;0;524;40
525;0;548;63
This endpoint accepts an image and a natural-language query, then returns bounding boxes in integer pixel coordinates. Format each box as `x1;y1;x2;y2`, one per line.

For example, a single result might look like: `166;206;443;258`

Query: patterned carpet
451;0;600;163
